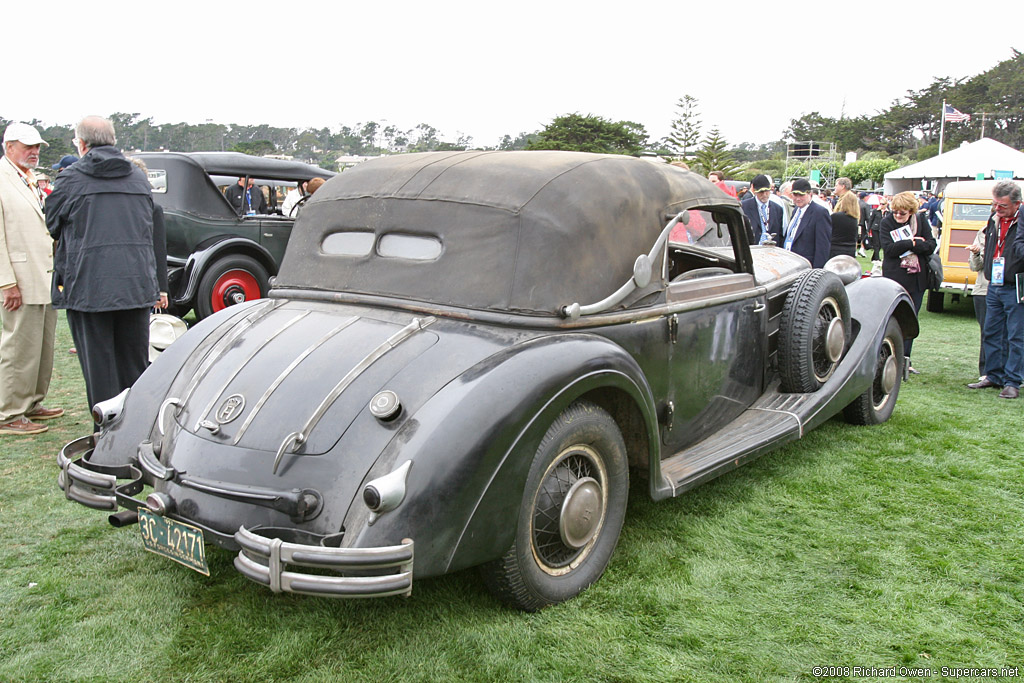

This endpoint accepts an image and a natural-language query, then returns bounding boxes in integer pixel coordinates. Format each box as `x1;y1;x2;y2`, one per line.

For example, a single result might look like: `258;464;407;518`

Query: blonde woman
829;191;860;258
879;191;936;373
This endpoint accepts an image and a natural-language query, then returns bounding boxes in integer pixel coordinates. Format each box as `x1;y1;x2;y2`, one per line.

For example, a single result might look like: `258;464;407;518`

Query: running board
655;389;815;500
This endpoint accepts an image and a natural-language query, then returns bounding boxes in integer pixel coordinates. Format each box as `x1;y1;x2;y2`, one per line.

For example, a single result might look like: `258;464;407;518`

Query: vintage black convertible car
138;152;335;319
57;151;917;610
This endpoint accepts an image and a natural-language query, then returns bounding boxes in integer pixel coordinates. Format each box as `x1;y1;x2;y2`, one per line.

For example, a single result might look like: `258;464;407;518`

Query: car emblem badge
216;394;246;424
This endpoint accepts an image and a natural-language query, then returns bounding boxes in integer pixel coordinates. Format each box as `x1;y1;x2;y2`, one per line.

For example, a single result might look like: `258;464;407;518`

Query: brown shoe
26;405;64;421
998;386;1019;399
0;417;48;435
968;378;1001;389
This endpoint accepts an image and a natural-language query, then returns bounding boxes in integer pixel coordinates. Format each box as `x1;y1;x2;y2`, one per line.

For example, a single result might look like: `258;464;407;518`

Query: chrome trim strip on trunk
232;316;361;445
295;316;436;446
271;316;436;471
192;310;312;432
178;299;283;410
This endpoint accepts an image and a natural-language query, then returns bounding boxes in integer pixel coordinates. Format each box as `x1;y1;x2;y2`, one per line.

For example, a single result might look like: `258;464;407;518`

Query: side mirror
633;255;652;288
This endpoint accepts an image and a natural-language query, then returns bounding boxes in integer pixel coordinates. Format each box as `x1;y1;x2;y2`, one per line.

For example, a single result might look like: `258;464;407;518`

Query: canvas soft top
277;150;740;316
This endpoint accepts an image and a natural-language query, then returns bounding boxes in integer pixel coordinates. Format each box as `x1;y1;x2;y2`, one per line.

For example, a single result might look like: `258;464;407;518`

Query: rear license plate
139;509;210;576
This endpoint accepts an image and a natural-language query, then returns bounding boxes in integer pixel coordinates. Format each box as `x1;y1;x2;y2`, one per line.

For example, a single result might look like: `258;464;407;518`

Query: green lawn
1;299;1021;683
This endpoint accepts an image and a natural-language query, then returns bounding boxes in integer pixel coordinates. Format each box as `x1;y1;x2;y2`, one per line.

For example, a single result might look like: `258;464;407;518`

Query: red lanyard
994;209;1019;258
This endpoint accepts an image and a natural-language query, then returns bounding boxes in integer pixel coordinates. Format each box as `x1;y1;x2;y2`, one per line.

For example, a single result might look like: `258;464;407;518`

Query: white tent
883;137;1024;195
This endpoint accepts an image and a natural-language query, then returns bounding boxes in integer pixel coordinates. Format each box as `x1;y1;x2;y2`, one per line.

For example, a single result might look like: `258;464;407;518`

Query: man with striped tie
741;174;783;245
781;178;832;268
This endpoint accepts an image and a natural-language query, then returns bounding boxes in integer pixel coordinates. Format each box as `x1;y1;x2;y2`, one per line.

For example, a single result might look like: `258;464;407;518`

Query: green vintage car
137;152;334;319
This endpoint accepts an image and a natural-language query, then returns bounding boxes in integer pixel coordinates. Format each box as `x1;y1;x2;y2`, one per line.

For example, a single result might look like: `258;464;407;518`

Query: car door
661;208;767;453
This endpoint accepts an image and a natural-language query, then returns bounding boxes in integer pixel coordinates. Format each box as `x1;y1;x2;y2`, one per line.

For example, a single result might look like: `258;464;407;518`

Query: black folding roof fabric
278;150;736;315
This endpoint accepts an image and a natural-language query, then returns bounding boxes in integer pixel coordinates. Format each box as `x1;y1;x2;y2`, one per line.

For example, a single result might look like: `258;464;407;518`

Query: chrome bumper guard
234;526;414;598
57;435;144;512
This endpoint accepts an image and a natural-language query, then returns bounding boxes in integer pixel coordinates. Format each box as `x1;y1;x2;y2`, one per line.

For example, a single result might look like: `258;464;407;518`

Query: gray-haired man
46;116;160;419
968;180;1024;398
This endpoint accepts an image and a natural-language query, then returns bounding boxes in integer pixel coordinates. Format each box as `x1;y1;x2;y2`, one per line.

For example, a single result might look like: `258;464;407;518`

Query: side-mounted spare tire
778;269;851;393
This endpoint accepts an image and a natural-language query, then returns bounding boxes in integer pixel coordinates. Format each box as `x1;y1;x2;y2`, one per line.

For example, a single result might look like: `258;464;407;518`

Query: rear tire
844;316;904;425
480;400;628;611
195;254;268;320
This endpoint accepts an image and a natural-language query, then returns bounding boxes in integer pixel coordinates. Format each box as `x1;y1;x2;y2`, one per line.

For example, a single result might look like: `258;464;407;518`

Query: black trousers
66;308;150;417
904;289;925;359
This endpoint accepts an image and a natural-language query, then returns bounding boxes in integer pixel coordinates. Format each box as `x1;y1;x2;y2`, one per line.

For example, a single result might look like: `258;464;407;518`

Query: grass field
1;295;1021;682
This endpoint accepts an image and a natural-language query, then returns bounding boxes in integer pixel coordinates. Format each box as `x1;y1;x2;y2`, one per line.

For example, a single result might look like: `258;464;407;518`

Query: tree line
4;49;1019;182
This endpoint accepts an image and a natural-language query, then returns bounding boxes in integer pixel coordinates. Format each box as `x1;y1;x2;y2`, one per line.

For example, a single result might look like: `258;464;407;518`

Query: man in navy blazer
782;178;832;268
742;174;783;244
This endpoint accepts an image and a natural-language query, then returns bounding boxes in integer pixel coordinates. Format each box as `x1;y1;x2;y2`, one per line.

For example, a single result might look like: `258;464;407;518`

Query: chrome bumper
234;526;414;598
57;434;415;600
57;435;144;512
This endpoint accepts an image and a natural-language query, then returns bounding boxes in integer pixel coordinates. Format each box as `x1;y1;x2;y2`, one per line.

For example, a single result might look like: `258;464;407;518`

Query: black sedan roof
134;152;335;217
138;151;335;181
277;151;739;316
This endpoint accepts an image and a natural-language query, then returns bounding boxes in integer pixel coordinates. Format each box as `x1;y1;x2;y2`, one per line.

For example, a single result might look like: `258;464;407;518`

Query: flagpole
939;99;946;155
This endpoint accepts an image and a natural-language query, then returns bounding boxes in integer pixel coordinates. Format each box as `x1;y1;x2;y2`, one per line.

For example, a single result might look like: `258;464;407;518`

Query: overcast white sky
6;1;1018;149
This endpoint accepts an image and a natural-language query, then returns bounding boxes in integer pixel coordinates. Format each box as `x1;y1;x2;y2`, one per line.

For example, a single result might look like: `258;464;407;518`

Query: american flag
943;104;971;123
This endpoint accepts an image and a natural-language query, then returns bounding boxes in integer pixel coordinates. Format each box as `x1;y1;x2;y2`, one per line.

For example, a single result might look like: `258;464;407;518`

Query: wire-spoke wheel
531;444;607;574
481;400;628;611
779;269;851;392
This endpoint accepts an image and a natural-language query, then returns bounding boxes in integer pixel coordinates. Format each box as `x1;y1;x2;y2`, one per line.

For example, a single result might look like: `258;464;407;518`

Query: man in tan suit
0;123;63;434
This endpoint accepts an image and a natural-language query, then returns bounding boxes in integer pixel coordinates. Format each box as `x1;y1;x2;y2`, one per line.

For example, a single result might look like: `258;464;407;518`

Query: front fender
343;332;658;578
796;275;917;434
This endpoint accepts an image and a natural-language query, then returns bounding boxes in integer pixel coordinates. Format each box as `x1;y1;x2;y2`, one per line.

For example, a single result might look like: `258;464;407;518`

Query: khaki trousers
0;303;56;422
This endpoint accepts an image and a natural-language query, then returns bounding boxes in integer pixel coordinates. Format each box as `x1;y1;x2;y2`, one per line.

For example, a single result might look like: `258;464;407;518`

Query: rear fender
174;237;276;307
343;333;658;578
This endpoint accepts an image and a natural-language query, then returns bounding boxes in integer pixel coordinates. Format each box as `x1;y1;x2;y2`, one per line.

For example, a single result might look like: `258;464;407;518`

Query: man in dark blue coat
967;180;1024;398
781;178;832;268
45;116;159;418
741;174;783;245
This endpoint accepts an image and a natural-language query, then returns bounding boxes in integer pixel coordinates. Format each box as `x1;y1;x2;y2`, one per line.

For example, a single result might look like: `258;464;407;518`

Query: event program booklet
891;226;915;242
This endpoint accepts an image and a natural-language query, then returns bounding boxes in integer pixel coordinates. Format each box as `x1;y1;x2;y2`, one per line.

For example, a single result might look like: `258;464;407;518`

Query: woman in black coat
879;191;936;372
867;197;889;260
829;191;860;258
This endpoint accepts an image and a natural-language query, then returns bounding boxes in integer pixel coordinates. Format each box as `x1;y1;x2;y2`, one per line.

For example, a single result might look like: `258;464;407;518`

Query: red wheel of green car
196;255;269;320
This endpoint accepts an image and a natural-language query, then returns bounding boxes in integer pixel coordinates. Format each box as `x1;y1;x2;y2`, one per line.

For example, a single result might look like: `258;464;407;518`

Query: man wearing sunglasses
967;180;1024;398
781;178;832;268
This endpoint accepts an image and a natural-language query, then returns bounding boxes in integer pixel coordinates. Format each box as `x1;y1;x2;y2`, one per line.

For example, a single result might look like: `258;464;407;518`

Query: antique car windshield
147;169;167;194
668;209;733;250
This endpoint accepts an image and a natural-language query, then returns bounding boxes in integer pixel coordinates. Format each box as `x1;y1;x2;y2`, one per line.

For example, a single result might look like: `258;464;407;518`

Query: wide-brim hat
149;314;188;363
